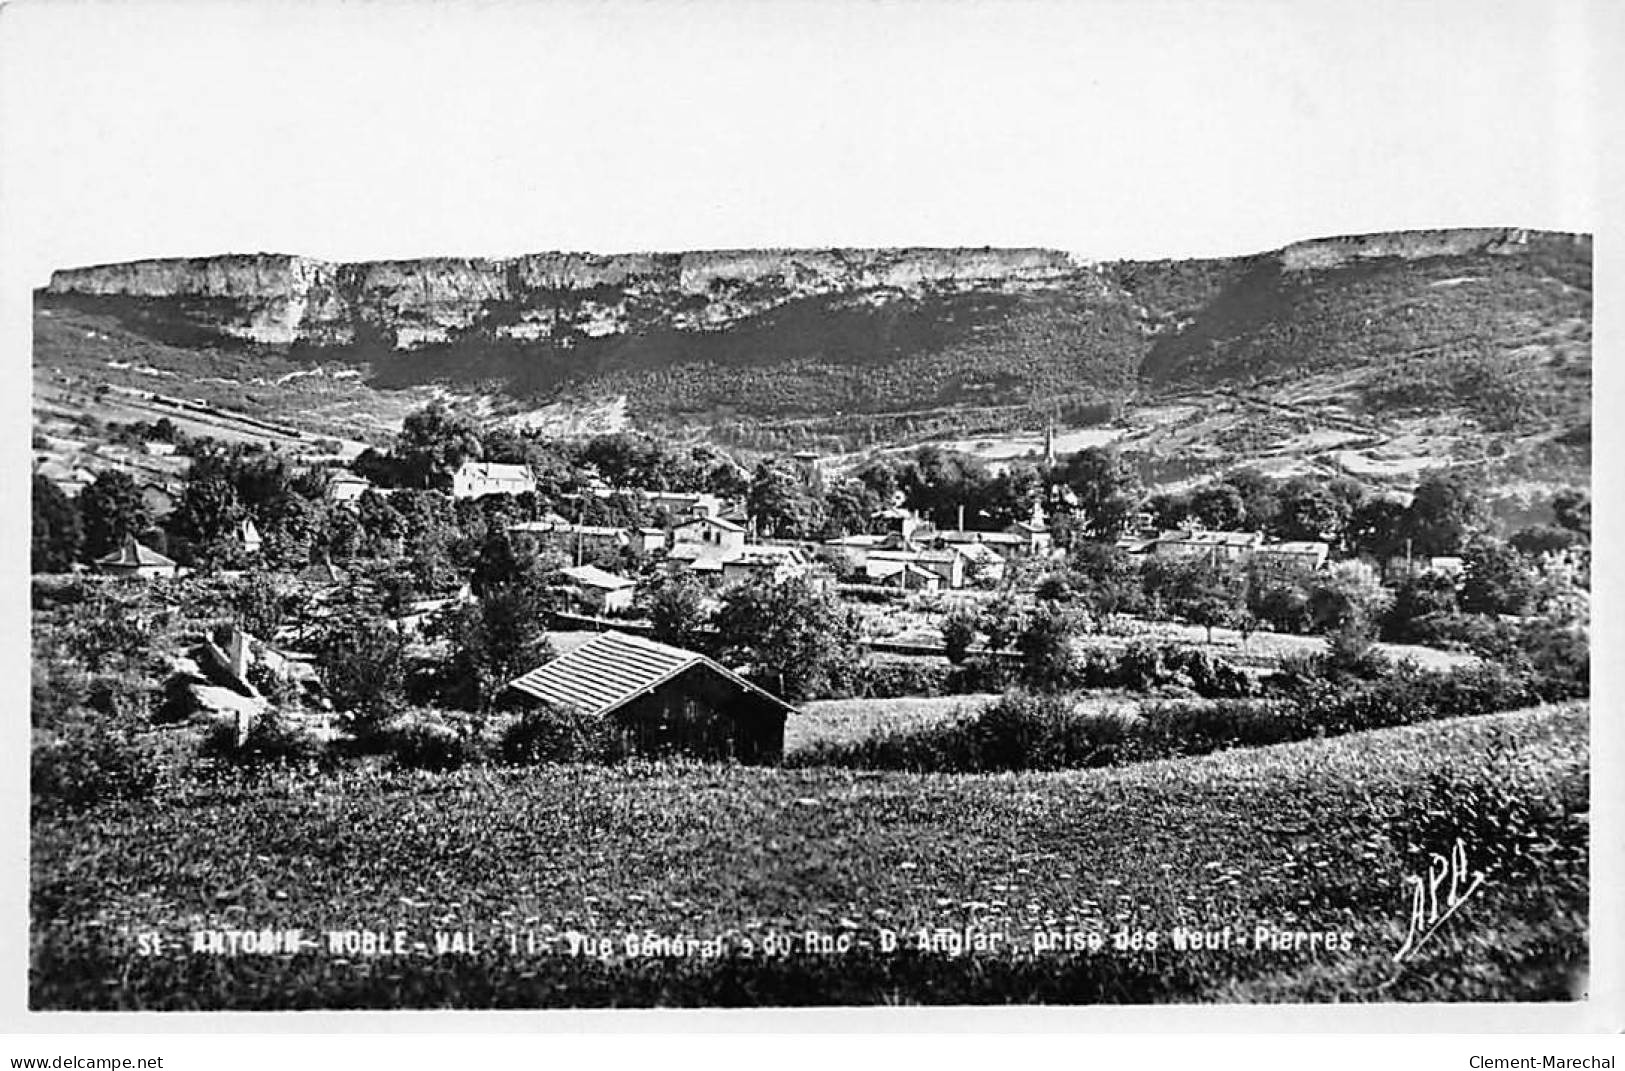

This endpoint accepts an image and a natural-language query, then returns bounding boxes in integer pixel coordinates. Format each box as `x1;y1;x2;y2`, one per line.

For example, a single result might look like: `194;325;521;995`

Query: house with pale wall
452;462;537;500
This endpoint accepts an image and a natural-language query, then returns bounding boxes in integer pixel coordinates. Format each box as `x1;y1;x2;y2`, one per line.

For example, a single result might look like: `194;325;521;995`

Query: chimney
957;504;965;532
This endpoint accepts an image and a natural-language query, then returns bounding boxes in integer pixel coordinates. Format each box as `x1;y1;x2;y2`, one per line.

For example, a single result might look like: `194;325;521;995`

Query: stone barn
502;631;794;764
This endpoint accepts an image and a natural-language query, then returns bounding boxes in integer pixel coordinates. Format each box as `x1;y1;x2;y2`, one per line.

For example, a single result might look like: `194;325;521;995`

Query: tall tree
396;401;484;490
78;470;151;561
1146;490;1192;531
1403;473;1487;557
639;574;714;652
1067;542;1143;621
715;577;861;701
172;468;245;564
1458;536;1538;616
1272;477;1350;543
317;613;408;735
1017;605;1085;692
1142;556;1247;643
748;460;823;538
820;478;880;538
1054;447;1143;541
1305;563;1394;634
1219;469;1279;532
440;583;558;712
1189;483;1246;530
1345;496;1409;560
32;475;83;573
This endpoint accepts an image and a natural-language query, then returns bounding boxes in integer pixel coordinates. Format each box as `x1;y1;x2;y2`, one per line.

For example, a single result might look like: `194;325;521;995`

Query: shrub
201;708;330;768
964;693;1147;771
1110;642;1253;697
939;609;979;666
227;573;293;639
384;713;477;772
1136;698;1307;757
58;593;150;673
498;704;624;765
847;659;952;699
316;616;407;735
946;656;1015;694
1518;621;1589;701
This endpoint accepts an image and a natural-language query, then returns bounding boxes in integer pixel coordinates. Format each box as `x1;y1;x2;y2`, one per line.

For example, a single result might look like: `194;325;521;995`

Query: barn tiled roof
505;631;797;719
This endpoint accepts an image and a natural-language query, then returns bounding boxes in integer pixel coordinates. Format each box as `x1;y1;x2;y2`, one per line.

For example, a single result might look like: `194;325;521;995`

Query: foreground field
31;704;1587;1008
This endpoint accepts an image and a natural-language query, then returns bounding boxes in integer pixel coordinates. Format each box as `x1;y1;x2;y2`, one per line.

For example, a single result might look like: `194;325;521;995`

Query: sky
0;0;1611;287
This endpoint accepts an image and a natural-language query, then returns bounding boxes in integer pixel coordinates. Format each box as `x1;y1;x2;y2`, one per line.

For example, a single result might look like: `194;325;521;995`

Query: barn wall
611;671;784;764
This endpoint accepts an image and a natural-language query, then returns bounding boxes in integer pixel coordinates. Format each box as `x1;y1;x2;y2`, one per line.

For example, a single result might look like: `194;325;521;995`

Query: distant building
671;515;747;554
630;527;668;556
452;461;537;500
1114;533;1160;556
560;564;637;615
874;507;925;541
502;630;794;763
1003;519;1053;556
1251;541;1330;574
665;543;731;579
884;561;943;593
642;490;726;521
1386;554;1465;581
719;544;811;586
821;533;891;571
951;540;1007;585
325;472;374;507
935;529;1043;561
1151;530;1266;565
509;521;630;563
865;549;965;589
95;536;178;580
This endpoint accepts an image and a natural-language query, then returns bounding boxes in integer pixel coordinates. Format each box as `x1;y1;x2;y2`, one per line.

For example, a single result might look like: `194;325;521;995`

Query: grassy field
31;703;1587;1008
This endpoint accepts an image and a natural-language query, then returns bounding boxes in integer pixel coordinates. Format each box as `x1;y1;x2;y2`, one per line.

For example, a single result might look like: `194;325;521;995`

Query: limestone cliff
38;229;1590;427
47;247;1082;349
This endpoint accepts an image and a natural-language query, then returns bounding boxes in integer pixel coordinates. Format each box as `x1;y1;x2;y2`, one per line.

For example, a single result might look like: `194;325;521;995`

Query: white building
561;564;637;615
1251;540;1331;573
671;515;747;554
452;462;537;499
326;472;374;507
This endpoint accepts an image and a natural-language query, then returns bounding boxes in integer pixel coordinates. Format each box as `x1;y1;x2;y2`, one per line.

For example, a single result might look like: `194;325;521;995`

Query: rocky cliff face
39;229;1590;428
46;247;1082;349
1275;227;1588;271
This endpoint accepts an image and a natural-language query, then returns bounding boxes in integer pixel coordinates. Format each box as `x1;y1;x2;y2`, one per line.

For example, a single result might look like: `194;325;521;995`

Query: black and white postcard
3;0;1619;1045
